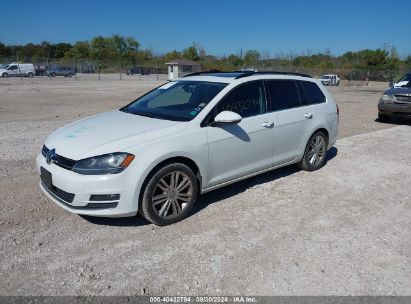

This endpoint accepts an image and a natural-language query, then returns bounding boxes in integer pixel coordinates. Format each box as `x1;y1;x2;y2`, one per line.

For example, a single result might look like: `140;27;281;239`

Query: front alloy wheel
140;163;198;225
152;171;193;218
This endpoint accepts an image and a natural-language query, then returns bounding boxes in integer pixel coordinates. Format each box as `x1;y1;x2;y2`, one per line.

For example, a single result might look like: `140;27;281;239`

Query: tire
27;72;33;78
51;72;56;77
298;131;328;171
2;72;8;78
140;163;198;226
378;112;391;122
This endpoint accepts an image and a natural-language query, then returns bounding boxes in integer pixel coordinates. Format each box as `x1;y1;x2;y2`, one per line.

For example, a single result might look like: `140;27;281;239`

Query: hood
385;86;411;95
44;110;187;160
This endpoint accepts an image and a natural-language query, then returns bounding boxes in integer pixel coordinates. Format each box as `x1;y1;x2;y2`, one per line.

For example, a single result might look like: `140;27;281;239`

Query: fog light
89;194;120;201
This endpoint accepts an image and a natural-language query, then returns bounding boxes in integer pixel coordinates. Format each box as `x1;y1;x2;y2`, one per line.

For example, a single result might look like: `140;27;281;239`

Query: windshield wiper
122;108;161;119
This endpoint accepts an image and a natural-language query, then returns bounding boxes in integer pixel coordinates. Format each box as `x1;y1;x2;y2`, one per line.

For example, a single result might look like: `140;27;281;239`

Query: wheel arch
137;155;203;211
313;127;329;140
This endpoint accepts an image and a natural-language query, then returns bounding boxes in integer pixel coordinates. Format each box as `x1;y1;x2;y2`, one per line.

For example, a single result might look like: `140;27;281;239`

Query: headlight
72;153;134;175
380;94;394;103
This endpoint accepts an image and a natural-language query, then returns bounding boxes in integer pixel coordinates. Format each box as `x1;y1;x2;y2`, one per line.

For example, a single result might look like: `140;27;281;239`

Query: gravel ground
0;77;410;296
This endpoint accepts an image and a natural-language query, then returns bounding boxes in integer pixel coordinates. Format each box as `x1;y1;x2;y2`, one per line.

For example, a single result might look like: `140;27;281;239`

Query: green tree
226;54;244;67
163;50;182;62
244;50;260;66
65;41;91;59
182;45;199;61
52;43;72;58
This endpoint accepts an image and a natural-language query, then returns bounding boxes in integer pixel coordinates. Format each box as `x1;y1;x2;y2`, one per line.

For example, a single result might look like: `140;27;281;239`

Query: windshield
321;75;331;79
121;81;227;121
398;73;411;83
0;64;9;69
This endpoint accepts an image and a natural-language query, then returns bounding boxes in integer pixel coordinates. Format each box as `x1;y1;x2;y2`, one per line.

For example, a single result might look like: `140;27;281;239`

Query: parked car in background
0;63;35;78
127;66;150;75
378;72;411;121
45;66;75;77
37;71;339;225
320;74;340;86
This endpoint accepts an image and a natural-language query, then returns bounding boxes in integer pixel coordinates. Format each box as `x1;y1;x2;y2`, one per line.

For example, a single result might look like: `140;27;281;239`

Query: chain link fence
1;55;406;84
0;56;169;81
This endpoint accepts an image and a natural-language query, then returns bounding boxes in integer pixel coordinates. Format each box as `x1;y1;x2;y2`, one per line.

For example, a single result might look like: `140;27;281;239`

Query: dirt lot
0;76;410;296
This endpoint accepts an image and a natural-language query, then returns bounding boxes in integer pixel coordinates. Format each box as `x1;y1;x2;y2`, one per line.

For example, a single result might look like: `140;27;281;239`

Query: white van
0;63;35;78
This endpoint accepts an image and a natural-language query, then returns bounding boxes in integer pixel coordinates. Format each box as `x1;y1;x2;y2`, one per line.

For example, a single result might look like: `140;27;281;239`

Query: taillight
336;104;339;115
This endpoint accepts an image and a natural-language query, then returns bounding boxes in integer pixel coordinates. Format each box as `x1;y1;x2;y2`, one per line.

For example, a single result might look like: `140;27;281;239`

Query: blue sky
1;0;410;57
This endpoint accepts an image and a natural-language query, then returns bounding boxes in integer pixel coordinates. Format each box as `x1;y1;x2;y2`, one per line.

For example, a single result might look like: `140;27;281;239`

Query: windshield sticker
194;107;201;111
199;103;207;108
395;81;409;88
190;111;197;116
159;82;177;90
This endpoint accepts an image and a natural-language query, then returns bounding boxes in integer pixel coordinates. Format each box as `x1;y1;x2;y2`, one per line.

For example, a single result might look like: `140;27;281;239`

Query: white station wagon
37;71;339;225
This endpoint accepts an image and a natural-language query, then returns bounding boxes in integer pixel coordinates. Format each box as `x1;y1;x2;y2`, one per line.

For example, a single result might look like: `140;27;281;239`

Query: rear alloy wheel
27;72;33;78
140;163;198;225
298;131;328;171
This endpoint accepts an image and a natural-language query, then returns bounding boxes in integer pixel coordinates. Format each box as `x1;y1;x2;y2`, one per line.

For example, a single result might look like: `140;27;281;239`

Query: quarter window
300;81;326;105
214;81;266;118
266;80;301;111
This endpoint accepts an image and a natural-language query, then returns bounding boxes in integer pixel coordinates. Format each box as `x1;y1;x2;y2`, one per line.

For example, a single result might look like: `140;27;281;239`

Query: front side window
214;81;266;118
122;81;227;121
8;65;18;70
266;80;301;111
299;81;326;105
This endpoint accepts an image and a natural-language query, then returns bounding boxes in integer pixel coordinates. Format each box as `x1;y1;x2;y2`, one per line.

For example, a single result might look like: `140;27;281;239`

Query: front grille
394;95;411;103
42;145;76;170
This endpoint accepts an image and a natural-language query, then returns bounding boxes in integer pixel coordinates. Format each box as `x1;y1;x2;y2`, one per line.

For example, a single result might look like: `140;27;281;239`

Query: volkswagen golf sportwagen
37;71;339;225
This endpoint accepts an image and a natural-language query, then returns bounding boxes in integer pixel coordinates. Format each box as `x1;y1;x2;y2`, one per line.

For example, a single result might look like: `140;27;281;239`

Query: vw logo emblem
46;148;56;165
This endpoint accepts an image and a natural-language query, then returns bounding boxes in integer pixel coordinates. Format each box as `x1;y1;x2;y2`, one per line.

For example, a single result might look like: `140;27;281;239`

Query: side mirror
214;111;242;125
389;81;394;88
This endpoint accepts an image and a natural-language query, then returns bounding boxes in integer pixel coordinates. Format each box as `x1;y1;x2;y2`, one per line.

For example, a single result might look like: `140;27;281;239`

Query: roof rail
182;70;225;77
234;71;312;79
183;70;312;79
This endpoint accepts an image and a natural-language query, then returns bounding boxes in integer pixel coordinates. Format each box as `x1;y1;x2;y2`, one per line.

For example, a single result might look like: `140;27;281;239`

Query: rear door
265;80;315;165
206;80;275;186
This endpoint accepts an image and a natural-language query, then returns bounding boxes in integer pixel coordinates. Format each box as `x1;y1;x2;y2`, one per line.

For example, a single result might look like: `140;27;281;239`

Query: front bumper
36;154;141;217
378;102;411;117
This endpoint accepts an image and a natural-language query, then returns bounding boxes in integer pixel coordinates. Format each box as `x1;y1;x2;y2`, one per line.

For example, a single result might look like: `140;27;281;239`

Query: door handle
261;121;274;128
304;113;313;119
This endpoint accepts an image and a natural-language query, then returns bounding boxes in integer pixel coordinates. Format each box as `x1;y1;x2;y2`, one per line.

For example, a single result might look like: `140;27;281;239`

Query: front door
206;81;275;186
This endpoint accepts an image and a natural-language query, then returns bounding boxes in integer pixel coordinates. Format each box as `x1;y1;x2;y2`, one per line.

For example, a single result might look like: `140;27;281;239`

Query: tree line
1;35;410;80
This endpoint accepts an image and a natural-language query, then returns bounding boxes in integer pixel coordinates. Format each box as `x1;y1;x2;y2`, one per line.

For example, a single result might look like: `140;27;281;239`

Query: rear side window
214;81;266;118
300;81;326;105
266;80;301;111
